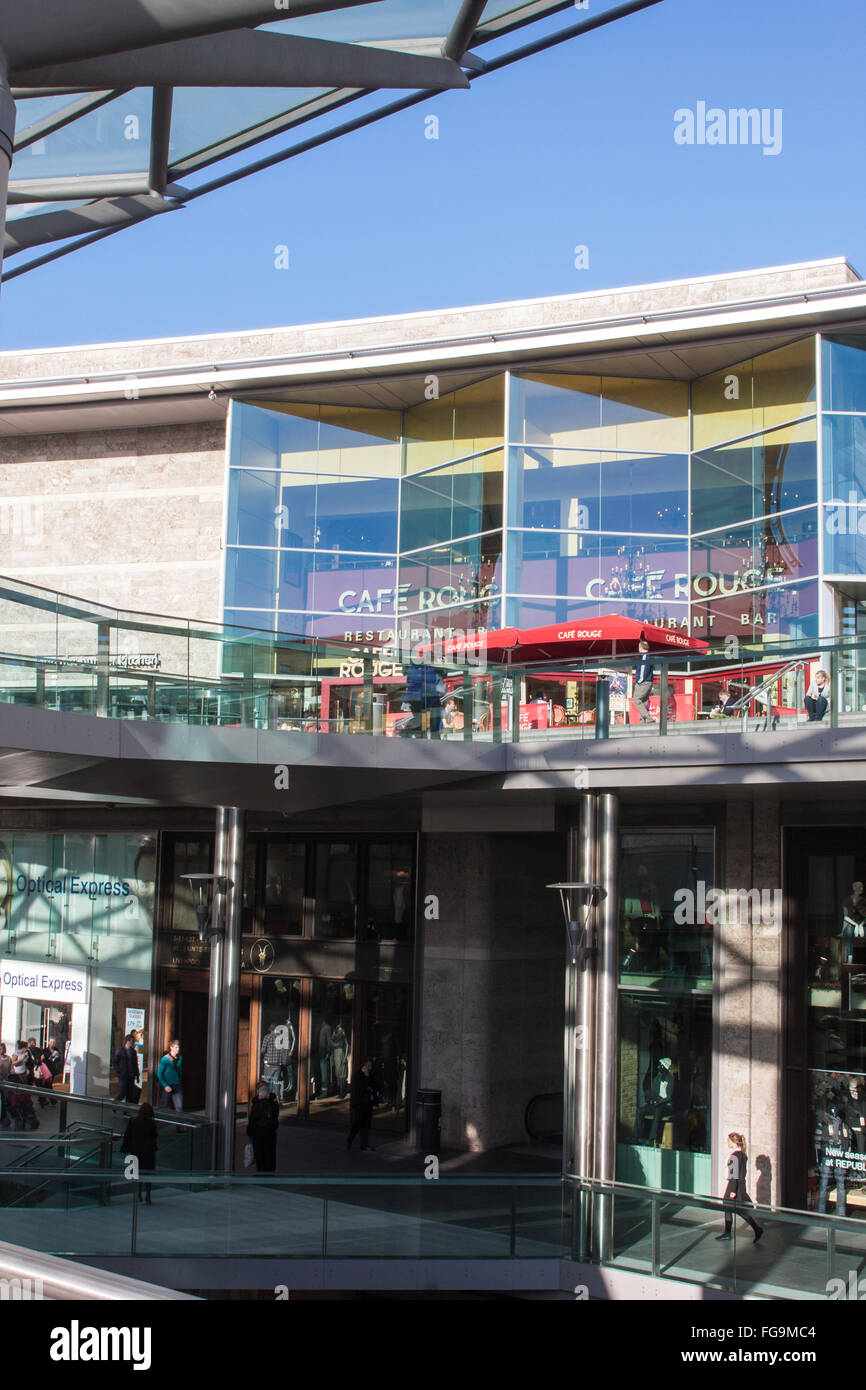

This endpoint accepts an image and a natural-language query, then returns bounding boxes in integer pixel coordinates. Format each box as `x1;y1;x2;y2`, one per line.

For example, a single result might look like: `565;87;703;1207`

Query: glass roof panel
168;86;329;168
14;95;96;142
9;91;152;185
265;0;464;51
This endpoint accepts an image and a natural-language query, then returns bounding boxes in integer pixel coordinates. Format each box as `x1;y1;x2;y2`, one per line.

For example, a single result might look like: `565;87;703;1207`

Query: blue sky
1;0;863;348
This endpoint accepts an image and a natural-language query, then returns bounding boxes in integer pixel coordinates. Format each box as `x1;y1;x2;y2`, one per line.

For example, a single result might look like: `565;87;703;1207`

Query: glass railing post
511;673;522;743
492;674;502;743
362;654;374;733
35;664;45;708
829;656;838;729
651;1196;660;1277
96;621;110;717
658;665;669;737
462;669;472;741
826;1223;836;1285
595;676;610;740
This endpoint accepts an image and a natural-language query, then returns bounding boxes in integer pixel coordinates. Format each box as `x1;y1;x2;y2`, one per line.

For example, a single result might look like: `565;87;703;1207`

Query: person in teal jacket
156;1039;183;1111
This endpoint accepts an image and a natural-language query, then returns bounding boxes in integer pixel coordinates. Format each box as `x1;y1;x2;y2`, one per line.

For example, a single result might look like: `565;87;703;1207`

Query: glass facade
617;830;714;1195
0;831;156;1099
224;333;866;654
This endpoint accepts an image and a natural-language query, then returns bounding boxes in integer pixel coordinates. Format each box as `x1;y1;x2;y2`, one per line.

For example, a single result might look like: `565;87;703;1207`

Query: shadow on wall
755;1154;772;1206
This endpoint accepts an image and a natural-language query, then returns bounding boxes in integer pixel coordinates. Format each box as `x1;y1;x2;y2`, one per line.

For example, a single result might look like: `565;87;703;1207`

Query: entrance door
177;990;208;1111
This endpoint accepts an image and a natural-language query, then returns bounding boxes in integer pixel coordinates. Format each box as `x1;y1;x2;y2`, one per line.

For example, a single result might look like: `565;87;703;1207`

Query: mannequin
815;1104;850;1216
331;1024;349;1099
846;1082;866;1155
317;1018;333;1099
636;1056;675;1145
840;881;866;966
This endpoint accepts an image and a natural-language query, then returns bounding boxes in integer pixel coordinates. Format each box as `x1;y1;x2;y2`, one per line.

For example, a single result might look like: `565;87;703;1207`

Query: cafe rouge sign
336;568;785;616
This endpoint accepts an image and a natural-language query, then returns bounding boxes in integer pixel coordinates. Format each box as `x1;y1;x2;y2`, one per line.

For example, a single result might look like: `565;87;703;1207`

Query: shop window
314;842;358;939
364;841;413;941
263;842;304;934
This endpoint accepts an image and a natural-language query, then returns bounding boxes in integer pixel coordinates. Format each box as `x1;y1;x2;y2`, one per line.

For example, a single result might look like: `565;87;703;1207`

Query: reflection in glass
691;419;817;533
508;446;687;535
691;338;816;451
365;842;413;941
619;832;714;990
822;336;866;414
314;842;358;938
400;450;503;551
403;377;504;474
263;842;304;934
399;533;502;620
823;412;866;502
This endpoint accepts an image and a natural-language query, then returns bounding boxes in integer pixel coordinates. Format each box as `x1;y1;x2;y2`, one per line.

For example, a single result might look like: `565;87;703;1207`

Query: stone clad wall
0;419;227;620
418;831;564;1152
0;420;228;677
718;800;782;1206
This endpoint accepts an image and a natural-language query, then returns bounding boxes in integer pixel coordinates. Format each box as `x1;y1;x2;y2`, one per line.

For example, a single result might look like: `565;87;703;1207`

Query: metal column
219;807;245;1173
567;795;599;1261
204;810;227;1168
593;792;619;1262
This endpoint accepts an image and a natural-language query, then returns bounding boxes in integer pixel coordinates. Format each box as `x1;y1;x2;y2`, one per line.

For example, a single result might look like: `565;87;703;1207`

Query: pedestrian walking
716;1131;763;1244
156;1039;183;1111
246;1081;279;1172
113;1033;141;1104
346;1059;376;1151
632;638;655;724
121;1101;158;1204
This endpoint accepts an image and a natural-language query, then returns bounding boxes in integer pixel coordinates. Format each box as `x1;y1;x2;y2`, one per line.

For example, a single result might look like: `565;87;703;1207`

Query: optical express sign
1;960;89;1002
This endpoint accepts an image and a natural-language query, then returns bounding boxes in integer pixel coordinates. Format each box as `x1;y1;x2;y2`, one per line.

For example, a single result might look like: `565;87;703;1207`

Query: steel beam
149;88;174;194
0;0;379;70
4;192;179;254
14;30;470;92
442;0;489;61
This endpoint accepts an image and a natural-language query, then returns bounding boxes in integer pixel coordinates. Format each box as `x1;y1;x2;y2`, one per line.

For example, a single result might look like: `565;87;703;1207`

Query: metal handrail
717;657;806;714
0;1238;198;1299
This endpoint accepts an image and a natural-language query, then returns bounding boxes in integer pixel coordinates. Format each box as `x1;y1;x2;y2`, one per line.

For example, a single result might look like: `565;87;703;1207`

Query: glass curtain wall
691;340;818;645
505;374;689;631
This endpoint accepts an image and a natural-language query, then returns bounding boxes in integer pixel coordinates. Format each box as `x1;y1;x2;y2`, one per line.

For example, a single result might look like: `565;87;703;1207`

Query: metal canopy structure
0;0;662;280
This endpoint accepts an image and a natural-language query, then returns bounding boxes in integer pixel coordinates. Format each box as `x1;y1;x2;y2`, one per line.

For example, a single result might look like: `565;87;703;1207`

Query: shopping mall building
3;256;866;1263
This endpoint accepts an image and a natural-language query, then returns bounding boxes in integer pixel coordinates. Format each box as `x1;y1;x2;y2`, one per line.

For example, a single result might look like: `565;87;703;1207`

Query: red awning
418;615;707;665
511;616;708;662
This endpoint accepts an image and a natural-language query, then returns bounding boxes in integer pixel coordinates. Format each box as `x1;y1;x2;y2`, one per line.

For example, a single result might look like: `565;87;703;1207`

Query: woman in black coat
121;1101;158;1204
716;1131;763;1243
247;1082;279;1172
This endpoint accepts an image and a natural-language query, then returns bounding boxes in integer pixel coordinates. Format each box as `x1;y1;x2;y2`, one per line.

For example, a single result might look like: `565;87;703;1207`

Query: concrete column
717;799;782;1207
205;811;227;1157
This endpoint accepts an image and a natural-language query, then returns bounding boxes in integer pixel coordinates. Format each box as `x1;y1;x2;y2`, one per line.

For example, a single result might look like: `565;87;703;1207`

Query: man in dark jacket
346;1059;377;1151
121;1102;158;1204
401;662;444;739
113;1034;141;1104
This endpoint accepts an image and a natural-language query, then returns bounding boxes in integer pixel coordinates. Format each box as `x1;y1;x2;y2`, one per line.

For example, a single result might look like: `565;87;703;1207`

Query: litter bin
416;1089;441;1156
